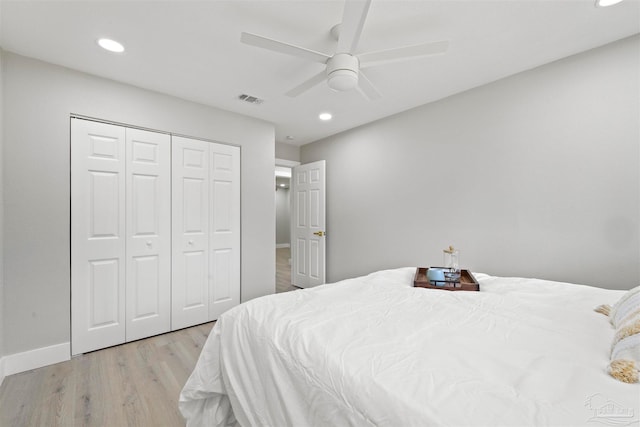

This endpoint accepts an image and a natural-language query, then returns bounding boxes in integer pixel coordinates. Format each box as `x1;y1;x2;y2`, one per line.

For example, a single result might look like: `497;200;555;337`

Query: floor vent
238;94;264;105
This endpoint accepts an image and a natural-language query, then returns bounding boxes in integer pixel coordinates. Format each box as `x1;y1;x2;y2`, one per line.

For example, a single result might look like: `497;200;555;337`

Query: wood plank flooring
276;247;299;293
0;322;214;427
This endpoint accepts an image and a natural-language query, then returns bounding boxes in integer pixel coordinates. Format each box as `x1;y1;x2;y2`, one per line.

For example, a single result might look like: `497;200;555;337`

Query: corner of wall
0;47;5;385
0;358;5;387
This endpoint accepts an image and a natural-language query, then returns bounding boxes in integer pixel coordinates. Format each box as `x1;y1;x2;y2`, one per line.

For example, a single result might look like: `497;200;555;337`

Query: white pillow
610;285;640;328
607;286;640;383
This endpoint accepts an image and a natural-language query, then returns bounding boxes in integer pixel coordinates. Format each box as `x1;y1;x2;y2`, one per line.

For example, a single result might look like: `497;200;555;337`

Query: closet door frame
72;118;242;353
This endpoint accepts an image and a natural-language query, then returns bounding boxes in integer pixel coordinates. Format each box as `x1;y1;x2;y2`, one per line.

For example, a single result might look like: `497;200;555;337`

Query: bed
179;267;639;426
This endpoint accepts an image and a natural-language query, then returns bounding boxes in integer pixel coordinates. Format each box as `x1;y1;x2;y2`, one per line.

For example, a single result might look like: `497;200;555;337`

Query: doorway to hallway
275;159;299;293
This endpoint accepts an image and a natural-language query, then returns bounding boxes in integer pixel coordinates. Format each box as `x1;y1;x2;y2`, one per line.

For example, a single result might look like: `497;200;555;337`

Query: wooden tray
413;267;480;291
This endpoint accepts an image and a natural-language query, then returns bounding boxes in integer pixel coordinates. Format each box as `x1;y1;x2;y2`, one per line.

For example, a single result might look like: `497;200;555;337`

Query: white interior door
71;118;126;355
125;128;171;341
292;160;326;288
172;136;210;330
209;143;241;320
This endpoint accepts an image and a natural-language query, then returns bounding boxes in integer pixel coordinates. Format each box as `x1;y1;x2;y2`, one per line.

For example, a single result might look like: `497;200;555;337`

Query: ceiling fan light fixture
326;53;359;92
327;69;358;91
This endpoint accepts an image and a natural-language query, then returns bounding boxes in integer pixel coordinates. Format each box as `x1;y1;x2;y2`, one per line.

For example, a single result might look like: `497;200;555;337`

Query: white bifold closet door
125;128;171;341
171;136;240;330
71;119;171;355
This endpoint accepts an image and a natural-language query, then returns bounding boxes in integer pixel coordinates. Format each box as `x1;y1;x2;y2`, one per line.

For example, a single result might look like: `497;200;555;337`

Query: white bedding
179;267;640;427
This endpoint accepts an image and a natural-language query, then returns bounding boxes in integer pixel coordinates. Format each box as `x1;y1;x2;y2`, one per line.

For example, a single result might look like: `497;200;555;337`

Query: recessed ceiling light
595;0;624;6
319;112;332;121
97;38;125;53
286;135;295;140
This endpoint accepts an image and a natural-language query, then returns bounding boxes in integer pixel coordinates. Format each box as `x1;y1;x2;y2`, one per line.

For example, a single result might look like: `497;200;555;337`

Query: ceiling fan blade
358;40;449;67
286;70;327;97
336;0;372;54
241;32;330;64
357;70;381;101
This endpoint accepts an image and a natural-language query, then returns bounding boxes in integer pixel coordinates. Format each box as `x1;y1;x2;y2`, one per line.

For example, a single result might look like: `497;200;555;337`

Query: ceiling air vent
238;94;264;105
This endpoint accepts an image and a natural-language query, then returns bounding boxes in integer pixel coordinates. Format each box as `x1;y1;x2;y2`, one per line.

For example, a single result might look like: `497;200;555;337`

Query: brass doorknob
313;231;325;237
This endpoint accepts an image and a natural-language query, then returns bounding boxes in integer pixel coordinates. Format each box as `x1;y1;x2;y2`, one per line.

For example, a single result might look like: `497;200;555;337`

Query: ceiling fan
240;0;448;101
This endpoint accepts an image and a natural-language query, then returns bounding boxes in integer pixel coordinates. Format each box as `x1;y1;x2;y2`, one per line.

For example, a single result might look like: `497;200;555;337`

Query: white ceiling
1;0;638;146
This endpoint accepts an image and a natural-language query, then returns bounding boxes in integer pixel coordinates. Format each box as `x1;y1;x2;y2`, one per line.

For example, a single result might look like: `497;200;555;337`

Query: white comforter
179;268;639;427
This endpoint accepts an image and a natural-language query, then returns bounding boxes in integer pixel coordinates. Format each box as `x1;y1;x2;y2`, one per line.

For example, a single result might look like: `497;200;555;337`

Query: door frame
275;158;300;252
275;158;300;169
275;158;299;290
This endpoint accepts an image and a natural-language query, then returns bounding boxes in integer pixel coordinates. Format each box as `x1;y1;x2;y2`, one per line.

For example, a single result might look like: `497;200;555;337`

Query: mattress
179;267;639;426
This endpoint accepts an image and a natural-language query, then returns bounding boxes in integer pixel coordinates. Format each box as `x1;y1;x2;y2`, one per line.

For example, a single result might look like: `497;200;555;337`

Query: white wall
275;142;300;162
0;48;5;378
2;52;275;356
301;35;639;290
276;187;291;246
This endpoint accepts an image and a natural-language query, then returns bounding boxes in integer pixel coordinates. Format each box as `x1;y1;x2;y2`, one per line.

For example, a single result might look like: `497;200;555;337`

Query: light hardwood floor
276;247;299;293
0;322;213;427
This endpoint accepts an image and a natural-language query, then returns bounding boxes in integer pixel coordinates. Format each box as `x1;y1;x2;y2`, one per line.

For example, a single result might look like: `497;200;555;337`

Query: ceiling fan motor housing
241;0;449;100
326;53;359;91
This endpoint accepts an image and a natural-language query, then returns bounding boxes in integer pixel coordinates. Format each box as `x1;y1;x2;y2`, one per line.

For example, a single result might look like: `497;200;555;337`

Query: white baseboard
276;243;290;249
3;342;70;378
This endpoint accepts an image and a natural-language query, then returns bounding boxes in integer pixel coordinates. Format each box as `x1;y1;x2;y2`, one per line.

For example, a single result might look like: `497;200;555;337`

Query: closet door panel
125;128;171;341
71;119;126;355
209;144;240;321
89;171;121;238
88;259;121;326
131;255;161;318
183;250;208;305
172;136;210;330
